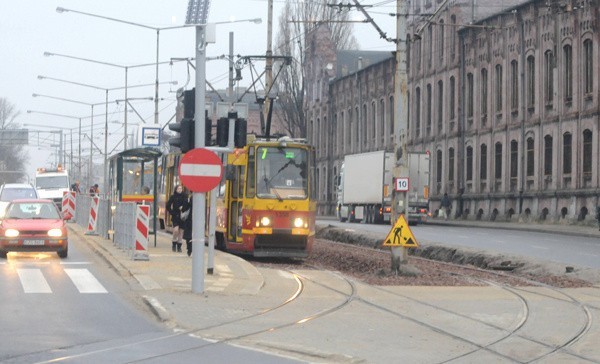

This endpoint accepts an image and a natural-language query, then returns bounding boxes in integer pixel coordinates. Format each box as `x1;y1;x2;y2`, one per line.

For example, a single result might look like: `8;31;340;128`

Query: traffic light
168;118;195;153
215;111;247;148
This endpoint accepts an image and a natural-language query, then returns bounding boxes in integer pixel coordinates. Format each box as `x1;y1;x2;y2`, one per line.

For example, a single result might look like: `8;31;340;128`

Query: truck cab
35;166;70;210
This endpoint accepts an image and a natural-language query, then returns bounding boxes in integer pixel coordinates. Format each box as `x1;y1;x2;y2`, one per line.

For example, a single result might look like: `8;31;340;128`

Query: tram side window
310;149;317;200
246;147;256;198
238;166;245;198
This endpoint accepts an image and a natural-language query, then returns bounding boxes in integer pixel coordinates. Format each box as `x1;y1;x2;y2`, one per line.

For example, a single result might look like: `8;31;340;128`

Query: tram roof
109;147;162;162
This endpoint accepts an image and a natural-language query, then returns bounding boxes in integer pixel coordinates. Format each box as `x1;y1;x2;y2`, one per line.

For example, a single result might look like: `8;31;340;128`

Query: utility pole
263;0;274;134
391;0;410;272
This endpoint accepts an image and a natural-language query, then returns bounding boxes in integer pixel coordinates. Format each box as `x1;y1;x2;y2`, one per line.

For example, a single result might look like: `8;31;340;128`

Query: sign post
383;215;418;273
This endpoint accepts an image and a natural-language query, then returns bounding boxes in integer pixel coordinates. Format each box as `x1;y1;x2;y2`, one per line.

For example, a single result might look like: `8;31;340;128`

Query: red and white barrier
85;196;99;235
62;191;76;221
133;205;150;261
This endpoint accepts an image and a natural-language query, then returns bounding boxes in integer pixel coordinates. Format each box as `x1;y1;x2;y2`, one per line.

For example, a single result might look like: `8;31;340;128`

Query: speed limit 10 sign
395;177;409;192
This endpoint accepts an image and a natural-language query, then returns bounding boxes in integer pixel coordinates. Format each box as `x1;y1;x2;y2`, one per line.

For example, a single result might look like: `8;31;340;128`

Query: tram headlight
293;217;305;228
259;216;271;227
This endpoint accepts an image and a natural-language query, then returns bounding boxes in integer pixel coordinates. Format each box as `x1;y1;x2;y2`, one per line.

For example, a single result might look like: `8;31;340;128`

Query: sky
0;0;397;183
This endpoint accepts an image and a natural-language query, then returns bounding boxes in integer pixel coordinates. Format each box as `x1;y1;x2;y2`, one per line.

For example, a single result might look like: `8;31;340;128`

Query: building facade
406;0;599;222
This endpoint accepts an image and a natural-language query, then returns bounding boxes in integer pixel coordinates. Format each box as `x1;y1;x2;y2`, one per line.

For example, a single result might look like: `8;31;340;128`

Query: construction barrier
132;205;150;261
113;202;137;252
85;196;99;235
61;191;76;221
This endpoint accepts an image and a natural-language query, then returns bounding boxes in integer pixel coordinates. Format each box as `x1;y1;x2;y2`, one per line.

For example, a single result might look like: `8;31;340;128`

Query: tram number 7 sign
179;148;223;193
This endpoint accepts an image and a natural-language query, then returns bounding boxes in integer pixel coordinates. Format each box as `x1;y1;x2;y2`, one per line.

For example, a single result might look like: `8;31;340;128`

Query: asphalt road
0;232;299;363
318;219;600;269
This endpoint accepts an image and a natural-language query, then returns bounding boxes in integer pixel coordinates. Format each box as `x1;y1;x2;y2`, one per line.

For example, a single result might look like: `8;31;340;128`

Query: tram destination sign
178;148;223;193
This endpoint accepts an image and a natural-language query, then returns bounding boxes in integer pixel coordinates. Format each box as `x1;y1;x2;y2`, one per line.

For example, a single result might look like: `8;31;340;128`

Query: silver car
0;183;39;219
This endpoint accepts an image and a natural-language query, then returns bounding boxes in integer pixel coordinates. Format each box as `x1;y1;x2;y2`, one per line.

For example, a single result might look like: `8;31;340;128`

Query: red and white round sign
178;148;223;193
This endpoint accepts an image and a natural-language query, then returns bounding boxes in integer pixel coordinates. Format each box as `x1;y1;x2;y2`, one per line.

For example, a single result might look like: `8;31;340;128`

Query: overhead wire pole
263;0;274;135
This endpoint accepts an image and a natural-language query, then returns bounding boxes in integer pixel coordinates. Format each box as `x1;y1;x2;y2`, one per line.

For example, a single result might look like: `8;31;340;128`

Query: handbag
180;208;190;221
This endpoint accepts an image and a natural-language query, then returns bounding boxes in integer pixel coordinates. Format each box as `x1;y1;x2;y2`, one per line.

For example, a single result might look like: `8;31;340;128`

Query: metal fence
113;202;138;255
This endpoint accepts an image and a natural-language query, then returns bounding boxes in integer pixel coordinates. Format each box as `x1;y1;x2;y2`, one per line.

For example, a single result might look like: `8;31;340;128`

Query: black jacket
183;198;193;241
167;191;188;227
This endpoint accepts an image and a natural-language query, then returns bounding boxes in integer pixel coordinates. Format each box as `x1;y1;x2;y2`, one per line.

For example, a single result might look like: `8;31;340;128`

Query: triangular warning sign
382;215;419;248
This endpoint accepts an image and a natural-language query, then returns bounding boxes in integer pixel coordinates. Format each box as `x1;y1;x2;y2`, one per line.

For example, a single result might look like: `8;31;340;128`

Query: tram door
227;164;245;243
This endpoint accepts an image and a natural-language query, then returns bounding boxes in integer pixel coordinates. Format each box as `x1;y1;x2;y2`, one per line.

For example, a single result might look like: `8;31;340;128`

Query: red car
0;199;68;258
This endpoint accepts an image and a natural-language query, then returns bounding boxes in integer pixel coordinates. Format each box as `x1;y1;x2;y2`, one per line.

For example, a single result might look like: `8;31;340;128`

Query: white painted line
60;261;91;265
64;269;108;294
17;269;51;293
180;164;221;177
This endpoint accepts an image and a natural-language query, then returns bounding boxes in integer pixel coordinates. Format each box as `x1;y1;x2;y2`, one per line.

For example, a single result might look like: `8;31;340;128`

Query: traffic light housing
215;111;247;148
168;118;195;153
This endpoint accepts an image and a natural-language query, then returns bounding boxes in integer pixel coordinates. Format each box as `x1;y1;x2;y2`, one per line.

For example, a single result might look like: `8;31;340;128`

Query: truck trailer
337;151;393;224
405;151;430;225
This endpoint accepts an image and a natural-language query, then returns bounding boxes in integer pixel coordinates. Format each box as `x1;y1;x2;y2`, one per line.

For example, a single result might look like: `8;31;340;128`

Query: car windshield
256;147;308;200
5;202;60;219
35;176;69;189
0;187;37;201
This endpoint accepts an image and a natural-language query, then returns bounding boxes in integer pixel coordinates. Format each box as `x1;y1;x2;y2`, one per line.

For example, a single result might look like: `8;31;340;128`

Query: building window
389;96;394;136
510;140;518;179
450;76;455;120
362;104;368;147
583;129;592;179
495;64;503;113
450;15;456;60
563;132;572;174
371;101;376;143
347;110;352;148
467;73;474;118
480;144;487;180
481;68;488;120
437;80;443;133
448;147;455;182
436;150;442;184
544;50;554;104
584;39;593;95
426;83;432;135
438;19;445;63
380;99;385;145
466;146;473;181
333;114;338;154
416;39;422;71
527;56;535;108
544;135;552;176
415;87;421;137
495;142;502;180
526;137;534;177
427;25;433;69
406;93;409;135
511;60;518;111
564;45;573;100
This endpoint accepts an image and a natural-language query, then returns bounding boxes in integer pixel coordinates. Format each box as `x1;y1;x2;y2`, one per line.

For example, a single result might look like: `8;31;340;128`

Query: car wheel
58;248;68;258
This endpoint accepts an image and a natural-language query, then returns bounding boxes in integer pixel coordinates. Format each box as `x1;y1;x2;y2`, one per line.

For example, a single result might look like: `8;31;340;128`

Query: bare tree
0;98;28;183
274;0;358;137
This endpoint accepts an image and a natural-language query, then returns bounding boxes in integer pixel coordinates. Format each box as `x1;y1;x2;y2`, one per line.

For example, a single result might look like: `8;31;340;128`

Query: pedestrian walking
89;184;99;196
440;193;451;220
182;196;193;256
166;184;187;252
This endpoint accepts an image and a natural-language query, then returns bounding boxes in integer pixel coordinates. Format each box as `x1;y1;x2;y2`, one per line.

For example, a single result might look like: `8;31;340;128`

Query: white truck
337;151;393;224
35;166;70;210
405;151;431;225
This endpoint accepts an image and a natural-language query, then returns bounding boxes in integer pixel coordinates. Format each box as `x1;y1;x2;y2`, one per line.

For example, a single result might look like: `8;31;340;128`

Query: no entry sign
179;148;223;193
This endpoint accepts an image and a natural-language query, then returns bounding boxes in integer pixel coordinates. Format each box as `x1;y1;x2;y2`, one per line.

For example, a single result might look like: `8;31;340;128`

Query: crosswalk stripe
17;269;52;293
64;269;108;294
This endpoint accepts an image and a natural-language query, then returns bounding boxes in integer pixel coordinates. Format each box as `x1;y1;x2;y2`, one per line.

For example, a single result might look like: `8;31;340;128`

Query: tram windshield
255;147;308;200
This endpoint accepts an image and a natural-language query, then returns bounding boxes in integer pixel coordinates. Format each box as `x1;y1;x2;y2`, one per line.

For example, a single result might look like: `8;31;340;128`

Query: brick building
305;0;600;223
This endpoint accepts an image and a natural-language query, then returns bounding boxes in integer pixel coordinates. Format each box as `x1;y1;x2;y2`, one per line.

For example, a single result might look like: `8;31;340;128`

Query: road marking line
64;268;108;294
60;261;91;265
17;268;52;293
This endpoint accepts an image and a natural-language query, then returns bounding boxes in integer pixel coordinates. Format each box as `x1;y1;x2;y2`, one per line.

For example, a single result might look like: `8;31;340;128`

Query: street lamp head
56;7;66;13
43;51;54;57
32;93;39;97
251;18;262;24
37;75;45;80
26;110;32;113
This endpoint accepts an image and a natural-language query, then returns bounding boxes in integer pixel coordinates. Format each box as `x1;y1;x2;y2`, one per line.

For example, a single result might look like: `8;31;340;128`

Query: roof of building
335;50;393;78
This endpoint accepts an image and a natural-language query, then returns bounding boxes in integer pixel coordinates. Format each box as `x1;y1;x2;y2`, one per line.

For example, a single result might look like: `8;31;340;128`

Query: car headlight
293;217;305;228
48;228;63;237
5;229;19;237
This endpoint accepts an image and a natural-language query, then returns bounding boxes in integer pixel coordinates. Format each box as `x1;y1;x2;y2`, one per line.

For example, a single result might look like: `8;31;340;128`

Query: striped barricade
61;191;76;221
85;196;99;235
133;205;150;261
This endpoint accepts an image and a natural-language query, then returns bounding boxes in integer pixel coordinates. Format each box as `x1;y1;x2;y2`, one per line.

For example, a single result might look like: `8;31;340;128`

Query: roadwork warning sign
382;215;419;247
